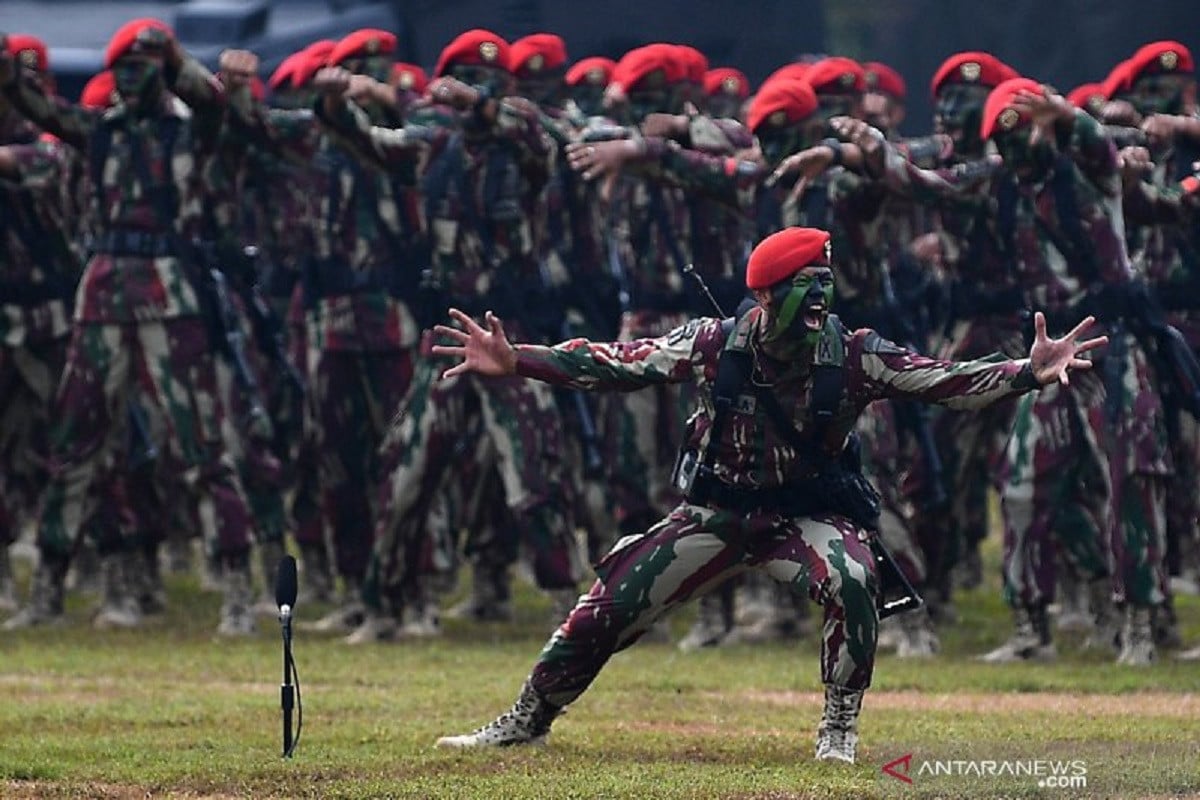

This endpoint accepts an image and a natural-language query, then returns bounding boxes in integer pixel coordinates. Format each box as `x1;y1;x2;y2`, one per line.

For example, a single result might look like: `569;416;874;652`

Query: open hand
1028;312;1107;386
766;145;836;202
431;309;517;379
566;138;640;180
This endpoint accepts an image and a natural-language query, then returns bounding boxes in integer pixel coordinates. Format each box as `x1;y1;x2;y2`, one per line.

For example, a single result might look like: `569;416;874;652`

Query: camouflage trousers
365;335;579;611
0;336;67;544
38;318;253;562
309;346;414;583
1000;337;1171;609
531;504;879;706
213;316;287;546
603;310;692;535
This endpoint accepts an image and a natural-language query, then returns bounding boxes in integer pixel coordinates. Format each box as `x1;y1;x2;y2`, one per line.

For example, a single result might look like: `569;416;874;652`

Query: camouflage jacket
514;305;1036;491
229;100;421;352
875;110;1132;319
3;56;227;323
631;138;885;307
1123;144;1200;343
534;106;617;337
0;136;81;344
315;95;552;334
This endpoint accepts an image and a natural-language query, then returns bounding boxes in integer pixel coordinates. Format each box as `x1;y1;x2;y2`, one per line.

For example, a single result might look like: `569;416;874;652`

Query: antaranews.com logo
882;754;1088;789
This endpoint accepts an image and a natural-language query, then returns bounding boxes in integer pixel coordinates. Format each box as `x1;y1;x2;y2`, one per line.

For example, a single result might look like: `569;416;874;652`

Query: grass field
1;544;1199;800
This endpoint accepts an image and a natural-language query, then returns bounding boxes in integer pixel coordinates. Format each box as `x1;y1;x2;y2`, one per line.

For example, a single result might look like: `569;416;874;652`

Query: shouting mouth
803;302;826;330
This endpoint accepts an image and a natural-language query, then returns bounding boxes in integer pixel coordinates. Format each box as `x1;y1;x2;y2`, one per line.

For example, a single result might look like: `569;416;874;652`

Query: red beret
435;29;511;77
1101;59;1133;98
747;78;818;133
1126;40;1194;84
268;51;306;92
80;70;117;110
292;40;337;88
931;51;1019;98
746;227;833;290
863;61;906;99
268;52;302;91
7;34;48;72
704;67;750;98
565;56;615;87
104;18;173;69
613;44;683;92
805;57;866;94
1066;81;1108;112
980;77;1043;140
510;34;567;77
328;28;396;67
391;62;429;93
763;62;811;88
673;44;708;83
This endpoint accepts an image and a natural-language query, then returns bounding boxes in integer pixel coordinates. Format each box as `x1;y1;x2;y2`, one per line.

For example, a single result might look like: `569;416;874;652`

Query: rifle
187;239;272;441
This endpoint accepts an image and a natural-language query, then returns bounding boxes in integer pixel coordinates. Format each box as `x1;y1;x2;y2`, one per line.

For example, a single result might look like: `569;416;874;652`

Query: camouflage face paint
933;83;989;153
1129;74;1187;116
817;92;858;121
449;64;512;98
113;57;164;112
992;126;1055;183
767;267;835;346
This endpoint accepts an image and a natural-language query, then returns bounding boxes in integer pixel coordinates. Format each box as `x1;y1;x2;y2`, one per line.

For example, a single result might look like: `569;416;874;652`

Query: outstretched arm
859;312;1107;410
432;308;707;391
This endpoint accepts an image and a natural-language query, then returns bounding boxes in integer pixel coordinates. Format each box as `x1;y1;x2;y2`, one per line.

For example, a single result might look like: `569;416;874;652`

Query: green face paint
992;126;1055;183
113;57;164;114
1130;74;1186;116
767;268;835;346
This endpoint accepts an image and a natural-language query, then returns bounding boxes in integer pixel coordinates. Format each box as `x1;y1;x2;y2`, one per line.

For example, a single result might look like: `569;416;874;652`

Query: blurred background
1;0;1196;134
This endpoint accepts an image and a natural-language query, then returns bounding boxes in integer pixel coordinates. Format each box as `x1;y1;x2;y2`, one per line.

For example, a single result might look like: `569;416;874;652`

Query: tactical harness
679;312;881;529
676;311;920;617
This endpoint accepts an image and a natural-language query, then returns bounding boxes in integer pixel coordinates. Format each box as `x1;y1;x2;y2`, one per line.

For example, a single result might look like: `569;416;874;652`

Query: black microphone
274;554;300;757
275;554;297;622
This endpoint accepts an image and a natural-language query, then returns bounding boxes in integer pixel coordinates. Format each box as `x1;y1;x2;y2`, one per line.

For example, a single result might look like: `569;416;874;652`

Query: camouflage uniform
874;107;1171;658
0;52;256;624
1124;136;1200;587
313;92;580;625
622;132;927;641
0;134;79;596
502;307;1038;707
231;93;421;605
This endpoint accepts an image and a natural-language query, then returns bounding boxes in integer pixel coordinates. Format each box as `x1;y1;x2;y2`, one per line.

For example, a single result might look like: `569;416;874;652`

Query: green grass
2;543;1200;800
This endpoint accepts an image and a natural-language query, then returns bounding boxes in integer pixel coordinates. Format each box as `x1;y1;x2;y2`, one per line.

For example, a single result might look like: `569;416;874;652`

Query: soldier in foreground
429;226;1105;763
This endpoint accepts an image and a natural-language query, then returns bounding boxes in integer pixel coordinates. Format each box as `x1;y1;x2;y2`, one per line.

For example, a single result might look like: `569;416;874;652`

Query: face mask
113;58;164;113
766;268;835;346
934;83;989;153
1129;75;1185;116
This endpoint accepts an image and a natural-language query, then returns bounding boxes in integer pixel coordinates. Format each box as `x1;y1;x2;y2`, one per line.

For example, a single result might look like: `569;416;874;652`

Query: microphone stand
280;605;295;758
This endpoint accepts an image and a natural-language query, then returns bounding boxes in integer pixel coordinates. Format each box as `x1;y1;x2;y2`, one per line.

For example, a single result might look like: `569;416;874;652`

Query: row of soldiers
0;20;1198;665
